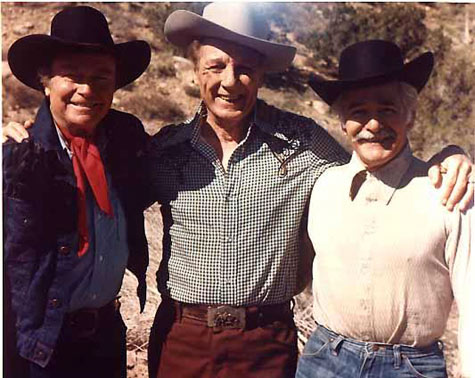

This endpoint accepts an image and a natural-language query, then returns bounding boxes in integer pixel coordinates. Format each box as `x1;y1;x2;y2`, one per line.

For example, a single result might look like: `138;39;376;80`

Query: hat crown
339;40;404;81
202;3;270;40
50;6;114;46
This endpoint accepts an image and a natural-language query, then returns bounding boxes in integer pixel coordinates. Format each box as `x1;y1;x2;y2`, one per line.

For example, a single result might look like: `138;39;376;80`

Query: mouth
356;136;396;150
358;136;395;144
70;101;102;110
217;94;243;104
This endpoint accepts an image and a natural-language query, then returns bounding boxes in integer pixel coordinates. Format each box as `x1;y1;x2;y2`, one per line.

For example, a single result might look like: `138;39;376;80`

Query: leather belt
63;298;121;338
170;299;293;332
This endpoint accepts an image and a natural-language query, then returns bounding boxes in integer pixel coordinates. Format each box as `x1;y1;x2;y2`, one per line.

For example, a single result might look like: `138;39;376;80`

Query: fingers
458;180;474;212
444;159;472;211
427;163;443;189
439;161;459;210
2;122;30;143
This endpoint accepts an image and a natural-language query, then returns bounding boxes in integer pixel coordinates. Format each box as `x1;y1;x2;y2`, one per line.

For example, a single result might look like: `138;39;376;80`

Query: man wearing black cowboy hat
297;40;473;378
3;6;151;378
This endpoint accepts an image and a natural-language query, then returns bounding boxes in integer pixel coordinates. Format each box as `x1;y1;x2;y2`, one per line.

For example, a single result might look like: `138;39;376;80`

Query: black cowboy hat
8;5;151;91
309;40;434;105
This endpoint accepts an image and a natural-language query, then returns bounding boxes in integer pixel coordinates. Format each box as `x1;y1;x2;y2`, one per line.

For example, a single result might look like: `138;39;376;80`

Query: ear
407;110;417;130
340;121;348;135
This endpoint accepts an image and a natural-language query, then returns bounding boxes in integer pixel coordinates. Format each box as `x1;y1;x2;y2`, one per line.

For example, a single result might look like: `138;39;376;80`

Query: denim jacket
3;101;149;367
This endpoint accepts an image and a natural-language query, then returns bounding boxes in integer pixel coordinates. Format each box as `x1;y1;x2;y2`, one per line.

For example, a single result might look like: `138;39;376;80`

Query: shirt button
58;246;70;255
92;294;97;300
99;255;104;262
23;218;29;225
49;298;61;308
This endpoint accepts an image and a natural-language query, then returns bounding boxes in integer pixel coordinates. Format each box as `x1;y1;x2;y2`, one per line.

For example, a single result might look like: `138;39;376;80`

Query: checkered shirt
146;100;349;305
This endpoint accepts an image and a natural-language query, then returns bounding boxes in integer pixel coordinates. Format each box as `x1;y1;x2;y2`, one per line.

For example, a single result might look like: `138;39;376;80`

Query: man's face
195;38;265;129
339;81;414;170
44;51;116;136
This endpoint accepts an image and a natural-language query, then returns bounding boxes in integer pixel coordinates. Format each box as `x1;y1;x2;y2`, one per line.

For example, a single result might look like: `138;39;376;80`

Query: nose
221;66;237;88
365;118;382;132
76;81;94;97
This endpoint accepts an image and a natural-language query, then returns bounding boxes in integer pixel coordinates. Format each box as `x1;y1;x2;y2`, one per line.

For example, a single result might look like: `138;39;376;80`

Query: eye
349;109;366;118
63;73;80;81
93;75;111;82
237;66;254;75
206;63;225;72
380;107;397;116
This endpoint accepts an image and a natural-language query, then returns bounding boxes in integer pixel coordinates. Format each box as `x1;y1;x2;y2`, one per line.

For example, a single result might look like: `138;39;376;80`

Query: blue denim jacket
3;101;149;367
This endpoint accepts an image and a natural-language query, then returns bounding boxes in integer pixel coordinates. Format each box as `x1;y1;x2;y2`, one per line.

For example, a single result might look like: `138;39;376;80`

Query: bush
303;4;428;75
120;92;185;124
302;3;474;160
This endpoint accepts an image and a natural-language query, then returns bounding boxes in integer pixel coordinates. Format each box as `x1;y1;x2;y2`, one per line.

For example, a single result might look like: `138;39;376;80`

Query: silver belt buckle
207;305;246;332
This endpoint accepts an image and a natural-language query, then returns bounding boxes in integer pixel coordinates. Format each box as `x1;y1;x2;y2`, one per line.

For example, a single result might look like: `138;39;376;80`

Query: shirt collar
347;143;414;205
55;125;72;158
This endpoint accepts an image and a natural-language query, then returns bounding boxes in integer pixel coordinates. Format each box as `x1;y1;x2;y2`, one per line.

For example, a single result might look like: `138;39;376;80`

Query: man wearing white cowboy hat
143;4;473;377
297;40;473;378
3;6;150;378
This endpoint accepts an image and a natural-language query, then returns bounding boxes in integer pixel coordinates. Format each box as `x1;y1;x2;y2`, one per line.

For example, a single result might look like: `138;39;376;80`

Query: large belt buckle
207;305;246;332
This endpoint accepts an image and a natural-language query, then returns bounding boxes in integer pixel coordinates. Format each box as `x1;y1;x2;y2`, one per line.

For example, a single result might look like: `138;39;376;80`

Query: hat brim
309;52;434;105
8;34;151;91
164;10;296;73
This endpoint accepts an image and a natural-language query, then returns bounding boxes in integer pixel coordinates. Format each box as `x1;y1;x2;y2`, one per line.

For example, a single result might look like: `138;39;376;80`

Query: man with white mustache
298;40;473;378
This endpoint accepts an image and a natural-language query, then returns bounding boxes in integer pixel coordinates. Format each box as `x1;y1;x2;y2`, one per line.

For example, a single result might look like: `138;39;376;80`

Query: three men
3;3;473;378
297;40;473;378
4;6;150;378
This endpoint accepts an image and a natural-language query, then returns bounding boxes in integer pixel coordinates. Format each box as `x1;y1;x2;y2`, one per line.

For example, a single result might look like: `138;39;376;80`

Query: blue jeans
296;325;447;378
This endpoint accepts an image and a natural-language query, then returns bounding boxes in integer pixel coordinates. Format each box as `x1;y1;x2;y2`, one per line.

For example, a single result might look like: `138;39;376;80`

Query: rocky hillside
3;3;473;377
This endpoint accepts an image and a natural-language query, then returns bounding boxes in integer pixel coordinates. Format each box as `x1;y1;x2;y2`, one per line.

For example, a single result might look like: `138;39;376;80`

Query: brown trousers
148;298;298;378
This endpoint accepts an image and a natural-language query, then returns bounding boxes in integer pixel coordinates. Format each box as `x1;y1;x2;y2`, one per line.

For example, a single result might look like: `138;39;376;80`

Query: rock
13;23;34;35
311;100;329;114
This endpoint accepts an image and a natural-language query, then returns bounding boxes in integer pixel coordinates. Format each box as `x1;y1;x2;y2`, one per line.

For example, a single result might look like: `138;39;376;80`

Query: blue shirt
67;174;129;311
54;126;129;311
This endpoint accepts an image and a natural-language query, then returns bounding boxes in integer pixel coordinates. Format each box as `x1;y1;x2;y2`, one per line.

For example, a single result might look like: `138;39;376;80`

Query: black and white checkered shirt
146;100;349;305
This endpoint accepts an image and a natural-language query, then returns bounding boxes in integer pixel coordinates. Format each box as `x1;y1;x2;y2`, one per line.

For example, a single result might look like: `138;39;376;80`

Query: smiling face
195;38;265;130
43;51;116;136
338;81;416;170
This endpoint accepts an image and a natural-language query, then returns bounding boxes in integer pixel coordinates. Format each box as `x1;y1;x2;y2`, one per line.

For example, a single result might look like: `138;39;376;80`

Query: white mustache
354;129;396;142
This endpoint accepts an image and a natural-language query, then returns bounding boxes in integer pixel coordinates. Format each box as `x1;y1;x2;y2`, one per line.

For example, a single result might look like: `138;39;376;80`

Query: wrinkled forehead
199;38;264;67
341;81;402;108
48;49;116;73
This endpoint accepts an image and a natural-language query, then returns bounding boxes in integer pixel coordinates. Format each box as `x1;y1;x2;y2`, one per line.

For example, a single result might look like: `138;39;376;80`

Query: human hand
2;120;33;143
427;145;474;211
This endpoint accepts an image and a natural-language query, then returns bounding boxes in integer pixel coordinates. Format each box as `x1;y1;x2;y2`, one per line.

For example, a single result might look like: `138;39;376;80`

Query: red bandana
60;127;114;257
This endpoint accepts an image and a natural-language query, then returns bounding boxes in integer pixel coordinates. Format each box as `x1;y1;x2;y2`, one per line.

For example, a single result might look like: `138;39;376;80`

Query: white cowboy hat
164;2;296;72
